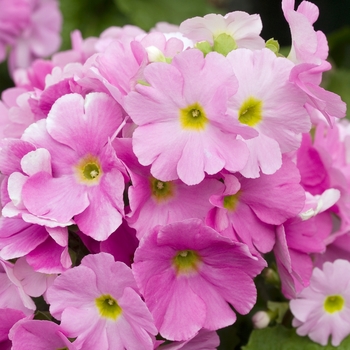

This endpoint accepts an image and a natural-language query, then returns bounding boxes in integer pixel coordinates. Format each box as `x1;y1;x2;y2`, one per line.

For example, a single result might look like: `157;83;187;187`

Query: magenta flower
46;252;157;350
290;259;350;346
133;218;266;341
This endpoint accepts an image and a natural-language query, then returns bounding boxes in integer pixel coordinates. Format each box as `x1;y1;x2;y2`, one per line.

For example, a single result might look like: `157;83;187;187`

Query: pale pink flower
180;11;265;51
290;259;350;346
125;48;252;185
226;48;310;178
46;252;157;350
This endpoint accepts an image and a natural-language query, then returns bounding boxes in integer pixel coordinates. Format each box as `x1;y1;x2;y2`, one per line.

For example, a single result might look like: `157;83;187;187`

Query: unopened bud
252;311;271;329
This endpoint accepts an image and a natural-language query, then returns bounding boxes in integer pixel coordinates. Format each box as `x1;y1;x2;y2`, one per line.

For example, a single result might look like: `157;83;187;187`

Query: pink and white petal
20;148;52;176
21;120;78;176
0;139;35;175
22;172;89;223
7;172;27;208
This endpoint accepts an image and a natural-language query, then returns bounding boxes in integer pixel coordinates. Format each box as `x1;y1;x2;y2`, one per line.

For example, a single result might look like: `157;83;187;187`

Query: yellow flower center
324;295;345;313
150;177;175;203
180;103;208;131
238;96;263;127
173;250;201;274
223;191;241;211
95;294;122;320
74;155;102;185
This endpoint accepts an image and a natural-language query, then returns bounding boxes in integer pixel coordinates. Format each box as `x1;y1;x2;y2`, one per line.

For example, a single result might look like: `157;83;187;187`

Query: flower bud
252;311;271;329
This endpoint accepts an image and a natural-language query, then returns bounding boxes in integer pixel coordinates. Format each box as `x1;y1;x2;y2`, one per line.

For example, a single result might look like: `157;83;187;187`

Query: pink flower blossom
8;0;62;73
20;92;127;240
133;218;266;341
114;138;224;239
125;49;252;185
290;259;350;346
47;252;157;350
180;11;265;51
226;48;310;177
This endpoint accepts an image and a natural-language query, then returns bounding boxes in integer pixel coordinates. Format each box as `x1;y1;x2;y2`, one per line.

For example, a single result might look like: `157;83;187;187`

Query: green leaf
243;324;350;350
114;0;221;31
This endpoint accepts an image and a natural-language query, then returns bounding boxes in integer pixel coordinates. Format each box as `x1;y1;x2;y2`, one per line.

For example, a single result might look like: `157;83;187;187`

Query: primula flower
226;47;310;178
290;259;350;346
179;11;265;55
133;218;266;341
206;157;305;254
125;48;252;185
8;0;62;73
113;138;224;239
46;252;157;350
19;92;127;240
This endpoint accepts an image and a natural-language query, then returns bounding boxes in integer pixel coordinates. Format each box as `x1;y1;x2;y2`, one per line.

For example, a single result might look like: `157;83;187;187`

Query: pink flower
125;48;251;185
133;218;266;341
290;259;350;346
20;92;127;240
226;47;310;178
207;157;305;254
8;0;62;73
114;138;224;239
46;252;157;350
179;11;265;52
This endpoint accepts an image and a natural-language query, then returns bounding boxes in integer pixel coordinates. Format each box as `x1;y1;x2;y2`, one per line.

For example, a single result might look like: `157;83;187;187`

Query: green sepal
213;33;237;56
195;41;213;56
265;38;280;55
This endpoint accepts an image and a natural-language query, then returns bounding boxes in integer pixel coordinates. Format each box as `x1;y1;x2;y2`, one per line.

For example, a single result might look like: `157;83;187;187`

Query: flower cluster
0;0;349;348
0;0;62;74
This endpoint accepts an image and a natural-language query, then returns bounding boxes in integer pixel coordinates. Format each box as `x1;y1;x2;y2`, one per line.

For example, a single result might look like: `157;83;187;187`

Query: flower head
290;259;350;346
